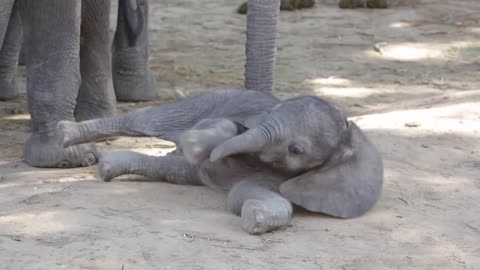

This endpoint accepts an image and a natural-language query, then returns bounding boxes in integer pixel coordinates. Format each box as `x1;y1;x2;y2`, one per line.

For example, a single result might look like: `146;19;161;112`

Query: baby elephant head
211;96;352;172
211;96;383;219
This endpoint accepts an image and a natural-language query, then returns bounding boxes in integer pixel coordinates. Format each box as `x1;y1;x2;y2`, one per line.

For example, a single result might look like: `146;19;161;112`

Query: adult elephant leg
244;0;280;93
75;0;117;121
0;0;15;43
18;0;97;168
112;0;158;101
227;179;292;235
98;150;201;184
17;40;25;66
0;2;22;100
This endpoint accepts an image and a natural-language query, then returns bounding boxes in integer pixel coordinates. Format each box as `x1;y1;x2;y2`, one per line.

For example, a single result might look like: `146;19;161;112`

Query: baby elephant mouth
259;151;280;164
259;154;297;172
269;160;283;168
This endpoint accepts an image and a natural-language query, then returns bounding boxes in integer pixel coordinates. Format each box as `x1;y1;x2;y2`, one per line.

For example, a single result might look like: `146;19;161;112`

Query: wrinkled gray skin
56;0;381;234
57;89;384;234
0;0;158;168
0;0;279;168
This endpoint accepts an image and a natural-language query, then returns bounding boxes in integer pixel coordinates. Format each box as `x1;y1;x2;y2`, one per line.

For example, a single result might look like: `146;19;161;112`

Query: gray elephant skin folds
57;89;384;234
0;0;158;168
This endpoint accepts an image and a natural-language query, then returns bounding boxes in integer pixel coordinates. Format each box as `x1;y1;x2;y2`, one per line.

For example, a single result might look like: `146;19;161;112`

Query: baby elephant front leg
179;118;243;165
98;150;201;185
227;180;292;235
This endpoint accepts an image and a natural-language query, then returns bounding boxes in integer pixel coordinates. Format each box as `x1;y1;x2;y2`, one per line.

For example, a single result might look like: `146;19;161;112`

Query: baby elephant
57;90;383;234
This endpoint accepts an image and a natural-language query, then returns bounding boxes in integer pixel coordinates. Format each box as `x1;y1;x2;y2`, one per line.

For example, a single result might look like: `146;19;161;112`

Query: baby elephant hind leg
227;180;292;235
98;150;201;185
58;92;229;147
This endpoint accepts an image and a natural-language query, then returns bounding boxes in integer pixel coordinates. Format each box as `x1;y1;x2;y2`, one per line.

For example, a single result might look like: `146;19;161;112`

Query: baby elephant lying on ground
57;90;383;234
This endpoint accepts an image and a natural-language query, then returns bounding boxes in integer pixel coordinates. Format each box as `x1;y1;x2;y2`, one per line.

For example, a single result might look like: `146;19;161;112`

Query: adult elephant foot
112;0;158;102
24;133;97;168
18;0;99;168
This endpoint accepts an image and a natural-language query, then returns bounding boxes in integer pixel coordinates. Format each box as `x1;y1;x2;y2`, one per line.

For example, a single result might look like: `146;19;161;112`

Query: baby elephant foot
98;151;124;182
24;133;97;168
179;130;207;164
57;121;84;148
98;151;139;182
241;199;292;235
179;119;239;165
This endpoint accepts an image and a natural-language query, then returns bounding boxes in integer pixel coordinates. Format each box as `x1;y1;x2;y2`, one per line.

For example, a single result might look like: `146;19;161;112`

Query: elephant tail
123;0;144;46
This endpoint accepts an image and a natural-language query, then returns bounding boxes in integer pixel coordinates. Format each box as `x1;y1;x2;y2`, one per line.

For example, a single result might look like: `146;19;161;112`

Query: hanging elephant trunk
244;0;281;94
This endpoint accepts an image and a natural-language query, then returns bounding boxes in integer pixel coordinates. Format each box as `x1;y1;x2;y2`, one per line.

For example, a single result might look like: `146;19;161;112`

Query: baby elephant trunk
210;127;268;162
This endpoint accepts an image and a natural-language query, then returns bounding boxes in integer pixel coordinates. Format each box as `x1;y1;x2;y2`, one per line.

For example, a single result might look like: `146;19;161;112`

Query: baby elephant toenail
57;160;71;168
82;153;97;167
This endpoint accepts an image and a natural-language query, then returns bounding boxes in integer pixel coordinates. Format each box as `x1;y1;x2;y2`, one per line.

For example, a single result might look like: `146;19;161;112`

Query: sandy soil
1;0;480;269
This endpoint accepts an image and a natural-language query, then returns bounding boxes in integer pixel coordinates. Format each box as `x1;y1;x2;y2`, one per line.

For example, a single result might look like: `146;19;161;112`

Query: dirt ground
1;0;480;269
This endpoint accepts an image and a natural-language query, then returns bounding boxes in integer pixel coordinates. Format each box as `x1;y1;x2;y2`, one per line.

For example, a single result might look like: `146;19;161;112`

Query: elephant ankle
74;100;116;122
0;78;18;100
113;69;158;102
112;50;158;102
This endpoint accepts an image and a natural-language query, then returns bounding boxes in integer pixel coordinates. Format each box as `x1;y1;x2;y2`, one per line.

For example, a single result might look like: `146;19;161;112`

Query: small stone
373;42;387;54
183;233;194;241
404;122;421;128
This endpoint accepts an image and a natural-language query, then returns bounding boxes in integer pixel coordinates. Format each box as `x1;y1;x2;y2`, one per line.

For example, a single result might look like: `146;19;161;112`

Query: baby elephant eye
288;144;303;155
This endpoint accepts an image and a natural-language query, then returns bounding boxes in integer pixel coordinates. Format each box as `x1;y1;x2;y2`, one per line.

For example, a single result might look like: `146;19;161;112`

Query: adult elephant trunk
210;127;269;162
244;0;280;94
123;0;144;46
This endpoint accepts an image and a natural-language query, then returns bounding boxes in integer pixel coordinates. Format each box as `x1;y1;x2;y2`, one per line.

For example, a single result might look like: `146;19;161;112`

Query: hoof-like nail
103;178;112;182
98;162;114;182
57;160;71;168
192;146;203;154
81;152;97;167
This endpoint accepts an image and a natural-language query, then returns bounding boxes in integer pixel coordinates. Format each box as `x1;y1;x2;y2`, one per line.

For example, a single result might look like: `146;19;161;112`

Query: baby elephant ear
279;122;384;219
